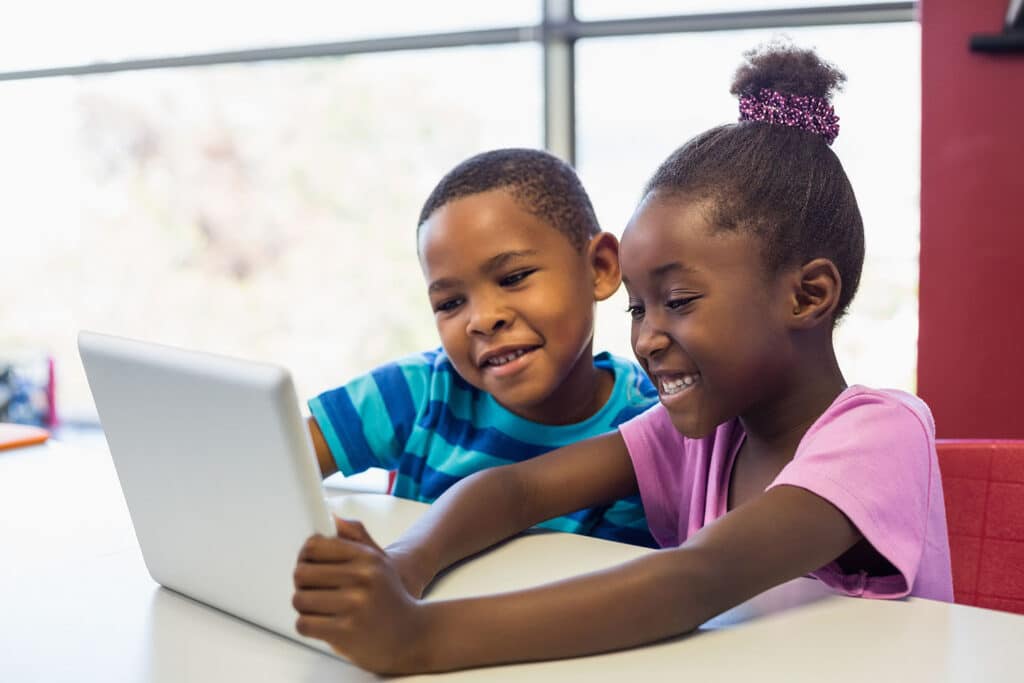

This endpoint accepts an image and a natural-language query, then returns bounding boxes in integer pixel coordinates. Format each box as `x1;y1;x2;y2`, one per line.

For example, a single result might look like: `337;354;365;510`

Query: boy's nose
466;304;511;336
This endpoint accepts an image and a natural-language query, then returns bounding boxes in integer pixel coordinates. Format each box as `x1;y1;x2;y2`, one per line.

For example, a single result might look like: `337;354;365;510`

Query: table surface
3;436;1023;682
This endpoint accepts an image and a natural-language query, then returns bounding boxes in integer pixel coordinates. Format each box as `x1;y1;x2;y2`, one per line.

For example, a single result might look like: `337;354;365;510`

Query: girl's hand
292;517;433;674
385;543;433;599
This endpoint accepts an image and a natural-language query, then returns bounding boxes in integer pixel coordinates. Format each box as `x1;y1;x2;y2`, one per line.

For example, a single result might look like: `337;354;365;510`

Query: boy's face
620;194;795;438
418;189;608;423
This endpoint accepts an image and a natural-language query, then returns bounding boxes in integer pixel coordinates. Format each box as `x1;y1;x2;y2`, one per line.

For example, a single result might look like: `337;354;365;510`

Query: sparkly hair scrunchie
738;88;840;145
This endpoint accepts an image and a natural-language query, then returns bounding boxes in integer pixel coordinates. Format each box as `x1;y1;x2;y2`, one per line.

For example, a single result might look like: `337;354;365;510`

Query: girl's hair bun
730;41;846;101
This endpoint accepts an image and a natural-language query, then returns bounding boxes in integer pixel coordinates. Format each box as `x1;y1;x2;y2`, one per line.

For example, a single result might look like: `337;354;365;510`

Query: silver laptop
78;330;340;657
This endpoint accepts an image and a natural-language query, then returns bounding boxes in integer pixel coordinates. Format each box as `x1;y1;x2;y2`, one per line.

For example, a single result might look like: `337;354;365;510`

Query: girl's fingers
298;534;371;562
292;588;361;615
295;613;348;646
333;517;382;551
293;561;373;589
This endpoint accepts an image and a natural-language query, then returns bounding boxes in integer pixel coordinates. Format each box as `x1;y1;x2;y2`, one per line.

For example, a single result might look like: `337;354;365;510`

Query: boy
307;148;657;546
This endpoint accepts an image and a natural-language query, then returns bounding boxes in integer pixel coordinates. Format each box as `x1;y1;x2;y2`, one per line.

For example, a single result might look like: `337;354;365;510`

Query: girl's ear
788;258;842;328
587;232;622;302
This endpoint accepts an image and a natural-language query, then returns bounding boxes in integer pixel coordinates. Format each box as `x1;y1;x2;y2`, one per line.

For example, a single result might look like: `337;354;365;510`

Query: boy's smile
418;189;619;425
477;344;539;377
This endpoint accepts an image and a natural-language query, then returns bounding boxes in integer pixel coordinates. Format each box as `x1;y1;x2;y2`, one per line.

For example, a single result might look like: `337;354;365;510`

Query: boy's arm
307;416;338;478
295;482;862;674
387;430;639;598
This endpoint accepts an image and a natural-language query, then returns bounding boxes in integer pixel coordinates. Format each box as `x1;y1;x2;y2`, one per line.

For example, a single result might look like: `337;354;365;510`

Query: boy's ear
586;232;622;302
787;258;842;329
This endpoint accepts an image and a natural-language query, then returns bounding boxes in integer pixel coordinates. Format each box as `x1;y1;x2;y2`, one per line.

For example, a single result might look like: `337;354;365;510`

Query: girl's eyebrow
651;262;697;279
623;262;695;288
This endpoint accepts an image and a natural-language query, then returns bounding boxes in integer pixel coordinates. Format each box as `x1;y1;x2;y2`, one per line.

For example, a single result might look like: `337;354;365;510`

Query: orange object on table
0;423;49;450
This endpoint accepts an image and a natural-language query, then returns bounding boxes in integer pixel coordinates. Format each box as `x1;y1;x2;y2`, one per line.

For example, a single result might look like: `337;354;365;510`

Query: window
1;4;920;422
0;2;540;71
0;46;541;419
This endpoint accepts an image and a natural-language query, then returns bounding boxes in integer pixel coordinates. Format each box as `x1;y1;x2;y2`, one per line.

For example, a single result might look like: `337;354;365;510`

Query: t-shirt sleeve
618;404;689;548
307;358;429;476
768;391;935;599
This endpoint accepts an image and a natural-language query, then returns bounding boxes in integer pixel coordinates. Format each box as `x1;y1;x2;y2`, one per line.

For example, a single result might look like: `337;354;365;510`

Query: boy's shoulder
593;351;658;429
595;351;659;406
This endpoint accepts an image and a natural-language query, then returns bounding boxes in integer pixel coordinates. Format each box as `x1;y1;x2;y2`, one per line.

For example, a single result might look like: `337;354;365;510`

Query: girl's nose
632;318;669;359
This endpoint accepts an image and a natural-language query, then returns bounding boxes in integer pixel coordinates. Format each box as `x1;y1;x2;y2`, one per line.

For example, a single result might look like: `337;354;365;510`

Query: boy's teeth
487;349;528;366
660;374;699;395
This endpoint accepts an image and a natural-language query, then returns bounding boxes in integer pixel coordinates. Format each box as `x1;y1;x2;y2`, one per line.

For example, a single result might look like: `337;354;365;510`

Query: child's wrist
406;601;446;672
386;543;436;598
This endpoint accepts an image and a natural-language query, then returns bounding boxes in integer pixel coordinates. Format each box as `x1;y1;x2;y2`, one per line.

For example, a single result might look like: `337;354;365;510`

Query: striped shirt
309;348;659;547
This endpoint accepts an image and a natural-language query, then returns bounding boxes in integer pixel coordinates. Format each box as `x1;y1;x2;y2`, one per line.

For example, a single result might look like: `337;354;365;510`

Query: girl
291;43;953;674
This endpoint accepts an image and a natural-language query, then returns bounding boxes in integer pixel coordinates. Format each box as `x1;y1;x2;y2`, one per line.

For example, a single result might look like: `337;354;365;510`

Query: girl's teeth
661;374;699;395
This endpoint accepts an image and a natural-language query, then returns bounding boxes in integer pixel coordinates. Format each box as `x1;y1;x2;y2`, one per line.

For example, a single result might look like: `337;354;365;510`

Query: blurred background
0;1;920;426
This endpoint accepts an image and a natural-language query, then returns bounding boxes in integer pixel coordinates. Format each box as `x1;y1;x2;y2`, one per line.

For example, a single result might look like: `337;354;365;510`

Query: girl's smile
654;371;701;402
621;193;793;438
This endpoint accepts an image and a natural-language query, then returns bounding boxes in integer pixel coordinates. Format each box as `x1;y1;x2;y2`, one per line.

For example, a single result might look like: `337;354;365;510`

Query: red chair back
936;439;1024;614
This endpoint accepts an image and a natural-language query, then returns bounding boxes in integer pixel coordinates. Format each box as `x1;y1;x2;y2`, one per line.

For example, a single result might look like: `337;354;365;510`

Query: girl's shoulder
828;385;936;438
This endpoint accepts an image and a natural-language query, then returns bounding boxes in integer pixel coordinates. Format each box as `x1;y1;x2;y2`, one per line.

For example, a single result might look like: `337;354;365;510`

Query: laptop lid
78;330;338;655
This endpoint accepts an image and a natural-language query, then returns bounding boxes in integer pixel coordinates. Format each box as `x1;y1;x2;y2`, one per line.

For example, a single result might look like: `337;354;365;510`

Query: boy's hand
293;517;433;673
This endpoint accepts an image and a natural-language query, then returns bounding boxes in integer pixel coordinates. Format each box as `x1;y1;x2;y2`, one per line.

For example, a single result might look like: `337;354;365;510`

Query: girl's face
620;194;796;438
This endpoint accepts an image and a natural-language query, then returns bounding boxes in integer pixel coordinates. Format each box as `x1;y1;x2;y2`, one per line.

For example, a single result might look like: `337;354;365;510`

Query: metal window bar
0;3;915;82
0;2;916;165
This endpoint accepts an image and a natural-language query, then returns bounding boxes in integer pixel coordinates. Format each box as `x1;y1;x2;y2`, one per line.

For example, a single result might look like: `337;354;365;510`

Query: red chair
936;439;1024;614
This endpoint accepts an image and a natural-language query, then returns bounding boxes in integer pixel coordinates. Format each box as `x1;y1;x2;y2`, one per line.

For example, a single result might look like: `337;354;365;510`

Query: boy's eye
434;297;464;313
625;303;645;321
500;269;536;287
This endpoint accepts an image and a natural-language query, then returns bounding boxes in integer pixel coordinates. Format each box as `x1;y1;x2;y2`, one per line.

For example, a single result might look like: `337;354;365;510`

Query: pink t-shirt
619;385;953;602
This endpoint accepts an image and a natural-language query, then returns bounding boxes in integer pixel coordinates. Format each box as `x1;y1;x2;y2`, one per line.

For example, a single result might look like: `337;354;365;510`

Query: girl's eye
666;296;698;311
500;269;536;287
625;303;645;321
434;297;464;313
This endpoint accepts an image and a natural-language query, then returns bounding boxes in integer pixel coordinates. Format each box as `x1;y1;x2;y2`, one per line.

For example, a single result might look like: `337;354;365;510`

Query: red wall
919;0;1024;438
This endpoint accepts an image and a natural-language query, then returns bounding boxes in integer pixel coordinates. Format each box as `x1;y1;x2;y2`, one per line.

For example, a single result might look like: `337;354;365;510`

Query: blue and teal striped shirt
309;348;659;547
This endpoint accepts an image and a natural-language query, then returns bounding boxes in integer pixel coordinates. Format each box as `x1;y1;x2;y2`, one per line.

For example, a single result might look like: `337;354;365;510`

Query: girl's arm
412;484;861;671
293;435;863;674
387;430;641;597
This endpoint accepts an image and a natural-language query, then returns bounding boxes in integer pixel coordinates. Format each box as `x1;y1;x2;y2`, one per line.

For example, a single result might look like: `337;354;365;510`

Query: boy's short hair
417;148;601;251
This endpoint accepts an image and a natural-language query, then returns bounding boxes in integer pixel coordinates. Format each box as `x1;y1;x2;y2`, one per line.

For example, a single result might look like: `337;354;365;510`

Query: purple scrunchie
738;88;840;145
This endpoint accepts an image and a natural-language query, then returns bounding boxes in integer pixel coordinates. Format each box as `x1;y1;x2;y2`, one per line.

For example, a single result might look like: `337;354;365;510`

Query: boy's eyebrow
428;277;461;294
481;250;539;274
428;250;541;294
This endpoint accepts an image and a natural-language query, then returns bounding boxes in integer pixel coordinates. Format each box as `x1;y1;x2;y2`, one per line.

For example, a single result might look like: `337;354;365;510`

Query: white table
2;437;1023;682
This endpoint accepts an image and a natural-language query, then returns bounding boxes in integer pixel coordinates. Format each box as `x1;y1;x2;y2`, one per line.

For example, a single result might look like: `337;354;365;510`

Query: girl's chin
667;412;718;440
